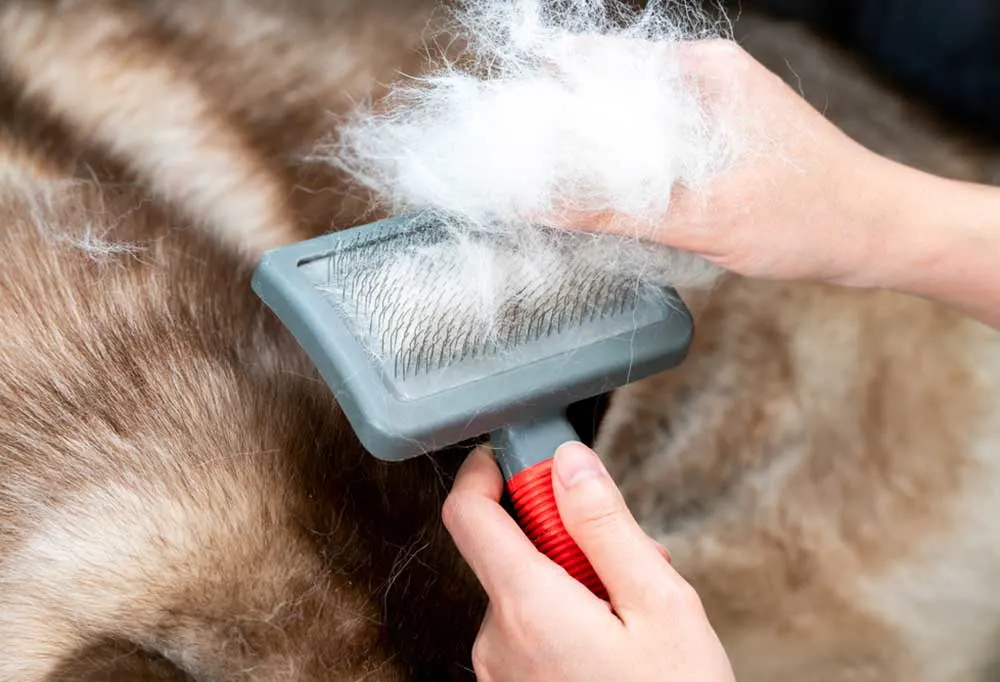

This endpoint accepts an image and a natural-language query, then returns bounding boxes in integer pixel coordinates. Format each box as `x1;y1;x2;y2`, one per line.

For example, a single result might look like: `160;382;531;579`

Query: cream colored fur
0;1;997;681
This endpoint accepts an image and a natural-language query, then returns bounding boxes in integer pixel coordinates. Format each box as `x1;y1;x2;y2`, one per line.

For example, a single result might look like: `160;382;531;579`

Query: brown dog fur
0;2;486;680
0;1;998;680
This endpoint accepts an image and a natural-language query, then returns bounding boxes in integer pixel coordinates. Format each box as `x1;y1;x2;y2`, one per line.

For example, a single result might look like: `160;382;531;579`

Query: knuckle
470;636;491;678
675;580;706;613
574;492;628;535
440;491;468;531
640;576;704;613
580;508;621;537
682;38;750;79
701;38;747;61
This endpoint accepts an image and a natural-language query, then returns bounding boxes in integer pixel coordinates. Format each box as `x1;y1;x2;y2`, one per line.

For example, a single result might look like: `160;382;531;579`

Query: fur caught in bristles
319;0;744;357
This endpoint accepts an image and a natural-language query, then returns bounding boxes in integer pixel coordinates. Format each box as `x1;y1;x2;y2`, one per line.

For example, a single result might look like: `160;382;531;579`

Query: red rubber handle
507;458;609;601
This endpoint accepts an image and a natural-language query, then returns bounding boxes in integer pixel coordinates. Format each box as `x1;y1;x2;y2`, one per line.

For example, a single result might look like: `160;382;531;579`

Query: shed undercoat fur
0;1;998;680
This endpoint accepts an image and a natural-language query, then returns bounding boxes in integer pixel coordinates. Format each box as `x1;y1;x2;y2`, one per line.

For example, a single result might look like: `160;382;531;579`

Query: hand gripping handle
491;413;609;601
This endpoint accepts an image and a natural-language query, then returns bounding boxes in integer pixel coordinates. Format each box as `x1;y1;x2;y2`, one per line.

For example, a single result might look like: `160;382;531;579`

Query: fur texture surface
0;2;487;680
0;1;999;681
331;0;742;233
323;0;737;349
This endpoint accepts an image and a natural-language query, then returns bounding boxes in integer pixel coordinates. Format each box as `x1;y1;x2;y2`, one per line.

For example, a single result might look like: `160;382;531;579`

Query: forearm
861;159;1000;330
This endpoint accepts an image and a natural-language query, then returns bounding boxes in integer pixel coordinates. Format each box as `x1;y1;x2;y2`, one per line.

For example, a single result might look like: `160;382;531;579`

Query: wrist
855;159;1000;327
825;152;921;290
813;147;918;291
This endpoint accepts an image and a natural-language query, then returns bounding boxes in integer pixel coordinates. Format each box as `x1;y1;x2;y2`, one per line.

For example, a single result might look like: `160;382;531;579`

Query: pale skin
442;39;1000;682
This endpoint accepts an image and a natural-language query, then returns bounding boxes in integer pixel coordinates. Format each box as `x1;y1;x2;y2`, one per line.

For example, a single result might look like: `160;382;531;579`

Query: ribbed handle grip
507;459;609;601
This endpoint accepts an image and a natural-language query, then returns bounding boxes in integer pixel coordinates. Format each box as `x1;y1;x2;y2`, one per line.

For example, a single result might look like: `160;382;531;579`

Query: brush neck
489;411;609;600
490;410;579;481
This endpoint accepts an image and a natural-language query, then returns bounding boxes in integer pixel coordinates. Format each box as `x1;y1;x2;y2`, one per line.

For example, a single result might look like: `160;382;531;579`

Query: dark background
731;0;1000;141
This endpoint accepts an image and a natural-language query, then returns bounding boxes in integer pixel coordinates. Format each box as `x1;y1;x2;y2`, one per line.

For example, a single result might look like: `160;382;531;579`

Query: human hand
546;39;914;289
442;442;736;682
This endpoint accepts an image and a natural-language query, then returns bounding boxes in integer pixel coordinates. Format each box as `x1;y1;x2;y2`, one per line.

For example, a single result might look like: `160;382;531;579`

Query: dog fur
0;2;486;680
0;1;998;681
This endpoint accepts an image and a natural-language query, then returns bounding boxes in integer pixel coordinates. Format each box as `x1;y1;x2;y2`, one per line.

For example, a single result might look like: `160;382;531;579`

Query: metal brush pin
251;213;693;599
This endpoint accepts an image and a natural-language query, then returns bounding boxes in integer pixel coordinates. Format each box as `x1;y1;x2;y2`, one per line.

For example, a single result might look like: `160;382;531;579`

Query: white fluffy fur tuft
319;0;744;359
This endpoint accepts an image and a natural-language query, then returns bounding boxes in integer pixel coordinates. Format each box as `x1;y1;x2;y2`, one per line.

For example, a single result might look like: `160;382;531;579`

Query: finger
673;38;753;88
551;442;689;615
538;206;654;241
455;445;505;501
443;447;551;600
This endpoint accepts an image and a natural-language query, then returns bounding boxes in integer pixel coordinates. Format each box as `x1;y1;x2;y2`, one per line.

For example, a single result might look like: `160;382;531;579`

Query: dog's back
0;131;492;682
2;2;999;681
0;2;486;679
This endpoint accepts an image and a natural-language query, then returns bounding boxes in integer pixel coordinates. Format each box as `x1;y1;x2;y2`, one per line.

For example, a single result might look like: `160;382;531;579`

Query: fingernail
554;442;606;488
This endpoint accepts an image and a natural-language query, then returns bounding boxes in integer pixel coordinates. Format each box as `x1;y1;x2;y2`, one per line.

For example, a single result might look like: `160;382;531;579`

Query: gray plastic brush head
251;213;694;461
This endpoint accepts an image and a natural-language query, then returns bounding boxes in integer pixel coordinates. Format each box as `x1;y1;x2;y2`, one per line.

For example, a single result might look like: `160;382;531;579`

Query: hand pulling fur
256;0;740;597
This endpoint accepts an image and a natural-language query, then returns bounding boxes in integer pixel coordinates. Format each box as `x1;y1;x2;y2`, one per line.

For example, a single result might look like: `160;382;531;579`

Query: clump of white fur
335;0;737;235
320;0;743;361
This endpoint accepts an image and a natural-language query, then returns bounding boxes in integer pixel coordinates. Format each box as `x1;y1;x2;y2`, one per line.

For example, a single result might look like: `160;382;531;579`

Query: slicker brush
251;212;693;599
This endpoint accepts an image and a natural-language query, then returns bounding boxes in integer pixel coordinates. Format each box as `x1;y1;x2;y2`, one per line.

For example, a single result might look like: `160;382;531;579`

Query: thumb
552;442;683;613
